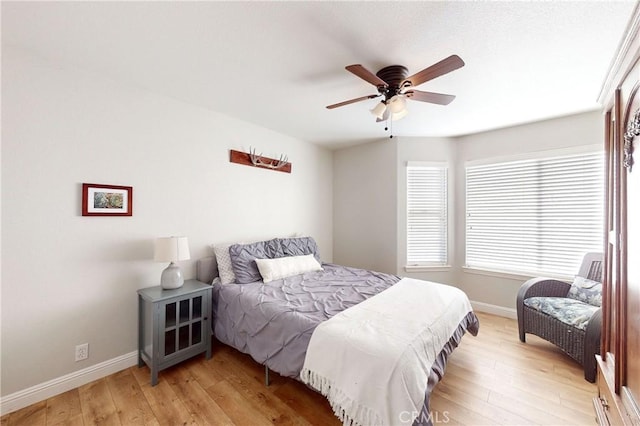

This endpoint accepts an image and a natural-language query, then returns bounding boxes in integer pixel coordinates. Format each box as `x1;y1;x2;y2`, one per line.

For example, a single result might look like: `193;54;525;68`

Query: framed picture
82;183;133;216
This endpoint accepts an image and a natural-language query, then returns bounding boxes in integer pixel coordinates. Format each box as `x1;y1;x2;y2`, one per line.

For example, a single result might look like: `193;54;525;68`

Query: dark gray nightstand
137;280;212;385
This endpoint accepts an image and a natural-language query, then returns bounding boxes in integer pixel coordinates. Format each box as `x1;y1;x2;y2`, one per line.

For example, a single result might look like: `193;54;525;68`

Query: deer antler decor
249;148;289;170
229;148;292;173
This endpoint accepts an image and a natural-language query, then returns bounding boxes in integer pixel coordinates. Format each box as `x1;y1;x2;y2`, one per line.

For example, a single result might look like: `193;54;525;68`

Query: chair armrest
517;277;571;303
516;277;571;342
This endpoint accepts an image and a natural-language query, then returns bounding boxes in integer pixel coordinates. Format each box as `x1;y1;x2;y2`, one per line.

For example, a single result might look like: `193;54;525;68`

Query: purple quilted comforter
212;262;479;426
212;263;400;378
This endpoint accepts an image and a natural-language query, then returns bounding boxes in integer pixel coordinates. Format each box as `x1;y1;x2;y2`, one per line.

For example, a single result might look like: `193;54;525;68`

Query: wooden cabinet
138;280;212;386
595;5;640;425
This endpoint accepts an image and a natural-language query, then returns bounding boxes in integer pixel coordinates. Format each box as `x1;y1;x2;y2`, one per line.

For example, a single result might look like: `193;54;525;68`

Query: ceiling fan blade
405;90;456;105
346;64;388;87
404;55;465;87
326;94;379;109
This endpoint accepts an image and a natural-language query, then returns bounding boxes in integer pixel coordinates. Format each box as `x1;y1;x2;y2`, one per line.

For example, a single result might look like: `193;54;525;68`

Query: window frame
406;161;449;268
464;146;604;279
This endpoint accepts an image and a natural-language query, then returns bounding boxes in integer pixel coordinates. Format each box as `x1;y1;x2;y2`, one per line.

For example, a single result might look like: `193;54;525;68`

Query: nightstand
137;279;212;385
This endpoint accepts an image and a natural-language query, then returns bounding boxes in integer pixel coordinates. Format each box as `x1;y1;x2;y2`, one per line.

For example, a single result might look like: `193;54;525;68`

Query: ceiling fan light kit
391;108;408;121
387;95;406;113
370;101;387;119
327;55;465;135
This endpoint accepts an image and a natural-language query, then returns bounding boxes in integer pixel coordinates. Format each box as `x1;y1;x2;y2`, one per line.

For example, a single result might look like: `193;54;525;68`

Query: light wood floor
1;312;597;425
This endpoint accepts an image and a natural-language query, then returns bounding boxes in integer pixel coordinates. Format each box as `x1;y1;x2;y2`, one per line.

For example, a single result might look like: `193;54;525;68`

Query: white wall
1;48;333;397
332;139;397;273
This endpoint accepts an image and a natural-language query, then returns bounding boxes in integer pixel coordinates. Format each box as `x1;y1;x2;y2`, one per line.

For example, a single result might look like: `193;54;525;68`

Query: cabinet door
159;292;208;361
176;294;206;350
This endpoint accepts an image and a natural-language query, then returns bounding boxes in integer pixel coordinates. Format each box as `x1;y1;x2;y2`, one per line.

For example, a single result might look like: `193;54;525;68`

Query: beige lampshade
387;95;406;113
370;101;387;119
154;236;190;262
391;108;408;121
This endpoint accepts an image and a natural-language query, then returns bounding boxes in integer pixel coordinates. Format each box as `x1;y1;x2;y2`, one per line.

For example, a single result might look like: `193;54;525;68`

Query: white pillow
255;254;323;283
212;244;236;284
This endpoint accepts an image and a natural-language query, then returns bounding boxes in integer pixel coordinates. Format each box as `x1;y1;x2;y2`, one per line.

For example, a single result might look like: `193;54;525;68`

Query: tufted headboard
196;256;218;284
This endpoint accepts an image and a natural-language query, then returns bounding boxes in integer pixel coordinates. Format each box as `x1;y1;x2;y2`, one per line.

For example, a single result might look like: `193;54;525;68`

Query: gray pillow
278;236;321;262
229;238;283;284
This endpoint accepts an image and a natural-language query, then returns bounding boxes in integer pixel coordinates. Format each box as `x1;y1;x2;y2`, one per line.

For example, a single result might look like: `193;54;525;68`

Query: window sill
462;266;534;281
462;266;572;282
404;265;452;273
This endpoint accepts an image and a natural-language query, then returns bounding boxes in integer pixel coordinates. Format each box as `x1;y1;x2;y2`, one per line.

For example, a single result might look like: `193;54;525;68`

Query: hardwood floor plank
164;363;234;425
205;379;273;426
130;365;197;425
487;389;591;425
431;380;534;425
271;380;340;426
4;401;46;426
224;368;311;425
78;379;120;426
45;389;83;426
429;392;496;425
186;355;226;390
105;368;158;426
210;346;267;385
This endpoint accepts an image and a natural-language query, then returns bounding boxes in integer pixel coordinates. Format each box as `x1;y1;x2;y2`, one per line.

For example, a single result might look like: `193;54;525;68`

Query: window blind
465;151;604;277
407;164;448;265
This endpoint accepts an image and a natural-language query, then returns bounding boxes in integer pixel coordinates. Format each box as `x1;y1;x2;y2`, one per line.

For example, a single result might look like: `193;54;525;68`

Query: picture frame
82;183;133;216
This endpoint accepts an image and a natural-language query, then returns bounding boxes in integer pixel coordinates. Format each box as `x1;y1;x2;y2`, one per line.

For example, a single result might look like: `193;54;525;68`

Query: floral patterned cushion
524;297;599;331
567;276;602;307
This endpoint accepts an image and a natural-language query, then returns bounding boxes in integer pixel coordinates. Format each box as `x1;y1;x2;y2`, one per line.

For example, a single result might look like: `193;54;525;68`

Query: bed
196;236;479;426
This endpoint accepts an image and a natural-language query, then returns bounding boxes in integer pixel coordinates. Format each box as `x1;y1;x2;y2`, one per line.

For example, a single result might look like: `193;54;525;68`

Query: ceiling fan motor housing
375;65;409;100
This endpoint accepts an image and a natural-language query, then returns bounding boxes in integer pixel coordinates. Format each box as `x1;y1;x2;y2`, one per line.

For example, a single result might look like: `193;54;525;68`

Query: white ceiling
2;1;637;149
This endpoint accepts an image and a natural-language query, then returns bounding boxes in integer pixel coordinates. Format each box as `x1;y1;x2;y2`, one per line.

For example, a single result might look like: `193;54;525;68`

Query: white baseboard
471;300;517;319
1;351;138;416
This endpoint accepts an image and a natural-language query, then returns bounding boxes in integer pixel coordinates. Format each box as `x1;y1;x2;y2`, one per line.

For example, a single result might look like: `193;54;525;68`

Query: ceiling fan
326;55;465;122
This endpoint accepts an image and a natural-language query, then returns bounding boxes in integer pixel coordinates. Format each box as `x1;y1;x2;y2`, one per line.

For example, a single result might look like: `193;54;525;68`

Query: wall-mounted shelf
230;149;292;173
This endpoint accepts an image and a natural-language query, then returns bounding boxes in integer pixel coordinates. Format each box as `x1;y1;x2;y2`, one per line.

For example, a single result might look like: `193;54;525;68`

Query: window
407;163;448;266
465;150;604;277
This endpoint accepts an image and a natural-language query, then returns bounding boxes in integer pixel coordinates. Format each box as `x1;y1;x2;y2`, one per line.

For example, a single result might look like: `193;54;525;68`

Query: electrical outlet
75;343;89;361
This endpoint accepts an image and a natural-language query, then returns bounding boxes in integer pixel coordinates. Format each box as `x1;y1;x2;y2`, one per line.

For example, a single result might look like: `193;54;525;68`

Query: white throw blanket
300;277;473;426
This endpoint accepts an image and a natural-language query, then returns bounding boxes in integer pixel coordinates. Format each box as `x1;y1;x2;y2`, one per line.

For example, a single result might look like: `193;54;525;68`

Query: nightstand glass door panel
165;329;176;355
178;325;190;350
166;303;176;328
192;322;202;344
193;296;202;319
179;299;190;323
163;296;207;357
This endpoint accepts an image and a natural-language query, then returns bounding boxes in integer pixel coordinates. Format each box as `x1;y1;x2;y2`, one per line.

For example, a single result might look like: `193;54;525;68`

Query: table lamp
154;236;190;289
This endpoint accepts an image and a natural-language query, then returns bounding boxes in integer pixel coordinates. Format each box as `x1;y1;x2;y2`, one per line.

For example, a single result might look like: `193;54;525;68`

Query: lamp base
160;262;184;289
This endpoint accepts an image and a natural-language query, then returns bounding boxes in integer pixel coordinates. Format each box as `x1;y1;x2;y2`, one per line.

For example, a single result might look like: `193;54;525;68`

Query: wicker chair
516;253;603;382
